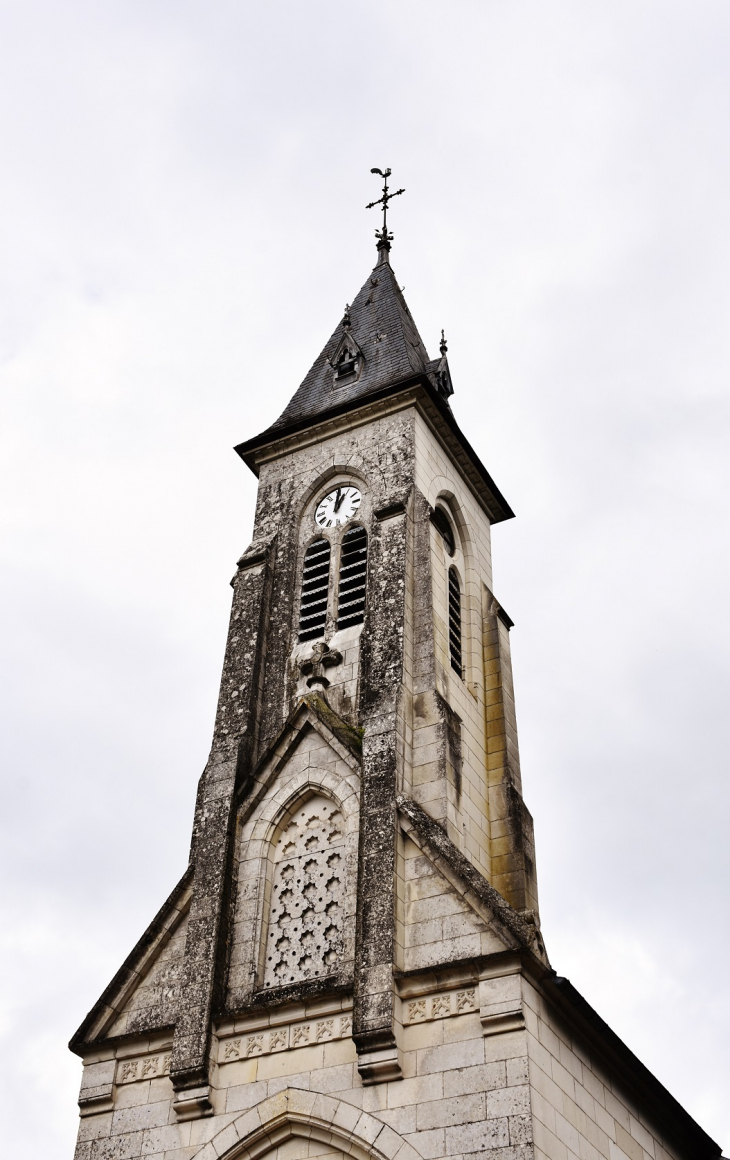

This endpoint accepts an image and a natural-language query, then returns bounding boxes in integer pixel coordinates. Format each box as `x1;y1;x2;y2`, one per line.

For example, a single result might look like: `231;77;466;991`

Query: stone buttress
70;237;722;1160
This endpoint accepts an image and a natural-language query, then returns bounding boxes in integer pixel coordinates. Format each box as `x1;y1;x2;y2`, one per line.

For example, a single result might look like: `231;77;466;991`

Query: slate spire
263;257;437;437
248;166;456;442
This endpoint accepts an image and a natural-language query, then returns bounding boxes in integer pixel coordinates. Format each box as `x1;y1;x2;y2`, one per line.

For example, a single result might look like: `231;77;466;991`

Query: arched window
334;343;359;382
298;539;331;641
263;794;346;988
448;566;462;677
432;506;455;557
337;526;368;629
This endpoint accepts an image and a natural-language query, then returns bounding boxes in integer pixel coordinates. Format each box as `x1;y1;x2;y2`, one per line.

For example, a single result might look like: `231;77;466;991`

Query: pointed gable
69;870;193;1052
258;257;431;438
402;834;509;970
397;794;548;965
107;904;190;1038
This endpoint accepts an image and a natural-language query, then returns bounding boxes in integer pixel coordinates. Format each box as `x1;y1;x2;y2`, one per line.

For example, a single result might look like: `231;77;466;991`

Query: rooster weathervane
367;167;405;250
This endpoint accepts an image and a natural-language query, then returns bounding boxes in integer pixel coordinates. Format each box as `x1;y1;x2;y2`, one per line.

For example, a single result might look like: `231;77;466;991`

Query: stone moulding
217;1012;352;1063
402;986;477;1025
173;1083;213;1122
395;794;543;958
373;500;406;522
191;1087;426;1160
116;1050;170;1084
68;868;193;1053
479;1009;525;1035
234;694;363;817
77;1080;114;1117
236;534;277;572
236;376;514;526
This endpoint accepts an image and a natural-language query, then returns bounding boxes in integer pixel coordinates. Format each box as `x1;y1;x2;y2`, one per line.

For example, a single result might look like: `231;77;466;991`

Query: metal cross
367;167;405;245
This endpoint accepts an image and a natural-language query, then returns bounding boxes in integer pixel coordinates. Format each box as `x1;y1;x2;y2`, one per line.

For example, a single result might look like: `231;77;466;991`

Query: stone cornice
235;373;514;526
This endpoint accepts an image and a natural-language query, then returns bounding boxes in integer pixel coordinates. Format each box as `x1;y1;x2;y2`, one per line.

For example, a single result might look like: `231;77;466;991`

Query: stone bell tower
70;187;721;1160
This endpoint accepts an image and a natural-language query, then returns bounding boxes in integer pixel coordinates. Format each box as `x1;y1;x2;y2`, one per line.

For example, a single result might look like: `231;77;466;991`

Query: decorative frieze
218;1013;352;1063
404;988;476;1024
116;1053;171;1084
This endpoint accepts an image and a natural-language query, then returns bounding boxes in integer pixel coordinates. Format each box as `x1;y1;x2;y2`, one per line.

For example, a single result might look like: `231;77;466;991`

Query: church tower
70;179;721;1160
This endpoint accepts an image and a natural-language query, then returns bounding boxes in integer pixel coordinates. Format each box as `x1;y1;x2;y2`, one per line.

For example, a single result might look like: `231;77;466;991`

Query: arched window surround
194;1088;426;1160
293;469;371;650
228;757;360;1009
430;490;478;688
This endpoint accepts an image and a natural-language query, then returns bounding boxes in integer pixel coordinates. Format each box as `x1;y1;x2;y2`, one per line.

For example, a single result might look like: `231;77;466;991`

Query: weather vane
367;167;405;252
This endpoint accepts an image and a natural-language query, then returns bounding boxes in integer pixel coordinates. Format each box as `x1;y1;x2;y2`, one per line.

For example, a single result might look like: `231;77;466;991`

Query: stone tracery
262;793;346;989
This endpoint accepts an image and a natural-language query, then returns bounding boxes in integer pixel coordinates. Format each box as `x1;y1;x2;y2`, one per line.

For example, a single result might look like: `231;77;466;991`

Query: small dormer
331;305;364;387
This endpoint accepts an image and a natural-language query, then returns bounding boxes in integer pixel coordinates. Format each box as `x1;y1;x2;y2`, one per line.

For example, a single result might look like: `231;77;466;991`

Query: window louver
337;526;368;629
448;566;462;677
298;539;331;641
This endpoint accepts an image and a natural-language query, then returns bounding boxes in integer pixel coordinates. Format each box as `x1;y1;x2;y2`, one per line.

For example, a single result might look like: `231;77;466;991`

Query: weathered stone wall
73;955;698;1160
72;395;715;1160
411;411;537;918
412;408;497;876
250;405;416;748
74;971;532;1160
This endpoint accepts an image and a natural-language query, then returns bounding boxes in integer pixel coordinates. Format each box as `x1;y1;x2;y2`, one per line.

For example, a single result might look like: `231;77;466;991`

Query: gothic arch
292;467;372;650
433;487;473;559
194;1089;425;1160
229;757;360;1008
430;485;480;689
259;790;350;989
247;767;360;847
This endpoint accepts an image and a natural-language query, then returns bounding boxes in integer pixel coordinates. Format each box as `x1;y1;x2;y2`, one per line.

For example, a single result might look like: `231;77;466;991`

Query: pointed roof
236;247;515;525
262;252;437;436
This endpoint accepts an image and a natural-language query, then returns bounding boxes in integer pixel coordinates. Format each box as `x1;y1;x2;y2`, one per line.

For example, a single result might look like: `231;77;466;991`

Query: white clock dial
315;486;361;529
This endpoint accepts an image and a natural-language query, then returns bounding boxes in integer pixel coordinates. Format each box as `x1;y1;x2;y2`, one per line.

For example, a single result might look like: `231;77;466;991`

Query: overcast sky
1;2;729;1156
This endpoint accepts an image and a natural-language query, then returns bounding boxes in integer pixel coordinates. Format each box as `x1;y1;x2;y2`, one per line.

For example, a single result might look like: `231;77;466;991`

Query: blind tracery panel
263;795;346;989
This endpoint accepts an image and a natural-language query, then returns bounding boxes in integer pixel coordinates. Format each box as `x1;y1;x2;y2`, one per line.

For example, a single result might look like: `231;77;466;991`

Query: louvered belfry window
337;526;368;629
448;566;462;677
298;539;331;641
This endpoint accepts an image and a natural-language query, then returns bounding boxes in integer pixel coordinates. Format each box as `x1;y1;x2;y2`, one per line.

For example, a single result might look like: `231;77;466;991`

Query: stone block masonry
70;246;721;1160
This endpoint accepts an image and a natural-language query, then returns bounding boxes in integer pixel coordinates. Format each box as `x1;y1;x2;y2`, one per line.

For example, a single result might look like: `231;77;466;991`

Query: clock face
315;486;361;529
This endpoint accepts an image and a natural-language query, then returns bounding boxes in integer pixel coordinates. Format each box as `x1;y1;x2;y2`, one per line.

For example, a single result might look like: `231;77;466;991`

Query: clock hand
333;488;344;512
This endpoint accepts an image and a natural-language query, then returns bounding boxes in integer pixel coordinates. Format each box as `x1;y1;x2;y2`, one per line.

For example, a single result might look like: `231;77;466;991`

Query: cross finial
440;329;448;358
367;167;405;260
